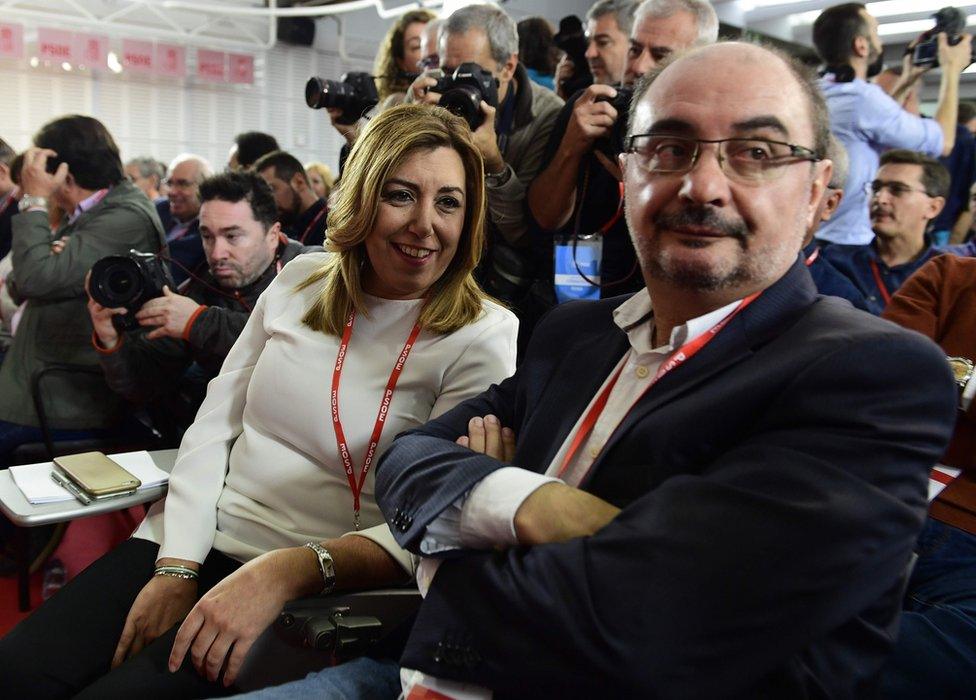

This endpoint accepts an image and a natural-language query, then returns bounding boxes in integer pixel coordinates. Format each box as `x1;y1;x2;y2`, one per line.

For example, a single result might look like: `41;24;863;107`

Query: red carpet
0;507;145;637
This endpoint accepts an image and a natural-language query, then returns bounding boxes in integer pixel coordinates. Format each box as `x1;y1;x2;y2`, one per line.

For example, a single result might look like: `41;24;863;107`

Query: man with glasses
824;149;949;314
374;41;956;698
156;154;213;286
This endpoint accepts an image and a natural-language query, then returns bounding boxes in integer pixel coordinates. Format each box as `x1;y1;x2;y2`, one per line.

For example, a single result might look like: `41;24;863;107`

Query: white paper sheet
10;450;170;504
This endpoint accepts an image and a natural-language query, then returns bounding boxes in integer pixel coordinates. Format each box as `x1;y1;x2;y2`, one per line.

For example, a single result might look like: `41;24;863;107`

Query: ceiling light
107;51;123;73
61;62;72;71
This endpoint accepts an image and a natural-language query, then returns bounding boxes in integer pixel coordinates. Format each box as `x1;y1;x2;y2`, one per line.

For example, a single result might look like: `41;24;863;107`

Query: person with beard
254;151;328;247
825;149;949;315
88;171;318;428
812;3;971;246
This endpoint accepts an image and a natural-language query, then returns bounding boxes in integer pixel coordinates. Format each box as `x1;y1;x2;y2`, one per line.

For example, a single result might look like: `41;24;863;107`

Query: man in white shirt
372;41;958;698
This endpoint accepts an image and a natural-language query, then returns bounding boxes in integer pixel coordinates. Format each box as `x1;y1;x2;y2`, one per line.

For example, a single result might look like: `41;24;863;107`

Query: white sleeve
152;286;273;563
419;467;560;553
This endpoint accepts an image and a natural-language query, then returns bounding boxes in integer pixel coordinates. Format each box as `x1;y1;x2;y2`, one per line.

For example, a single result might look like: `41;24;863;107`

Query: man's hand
456;414;516;462
407;71;443;105
326;108;359;146
50;236;68;255
135;286;201;341
85;270;125;350
563;84;620;157
112;570;197;669
20;147;68;199
169;549;305;686
472;101;505;174
514;482;621;546
554;55;575;100
939;31;973;74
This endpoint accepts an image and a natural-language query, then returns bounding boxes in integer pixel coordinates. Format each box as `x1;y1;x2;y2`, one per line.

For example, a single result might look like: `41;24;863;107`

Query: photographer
0;115;165;462
253;150;328;246
89;171;315;426
813;3;972;245
527;0;716;301
408;4;563;339
554;0;636;100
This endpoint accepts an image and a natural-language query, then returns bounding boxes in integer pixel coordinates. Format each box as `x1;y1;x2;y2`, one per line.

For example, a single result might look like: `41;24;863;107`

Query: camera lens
89;256;144;309
440;86;484;130
305;77;354;110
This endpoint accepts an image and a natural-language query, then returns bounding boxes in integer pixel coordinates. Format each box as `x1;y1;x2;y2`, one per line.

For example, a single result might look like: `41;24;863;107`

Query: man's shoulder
528;79;564;121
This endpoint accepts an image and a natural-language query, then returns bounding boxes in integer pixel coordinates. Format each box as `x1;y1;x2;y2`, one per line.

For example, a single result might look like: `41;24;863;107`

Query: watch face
948;357;974;384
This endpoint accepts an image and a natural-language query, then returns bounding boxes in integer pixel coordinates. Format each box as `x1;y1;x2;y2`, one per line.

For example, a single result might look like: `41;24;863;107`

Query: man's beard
632;204;801;292
279;189;302;226
867;46;885;78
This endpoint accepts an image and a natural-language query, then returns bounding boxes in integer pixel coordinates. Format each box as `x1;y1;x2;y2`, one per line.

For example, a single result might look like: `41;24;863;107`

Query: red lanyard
597;182;625;236
868;259;892;307
804;247;819;266
0;191;17;217
557;291;762;479
300;205;328;244
330;309;423;528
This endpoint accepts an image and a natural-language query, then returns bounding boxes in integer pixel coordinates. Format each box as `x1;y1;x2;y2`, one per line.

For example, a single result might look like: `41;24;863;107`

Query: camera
912;7;973;68
89;250;175;331
305;72;379;125
594;85;633;157
429;62;499;131
554;15;594;97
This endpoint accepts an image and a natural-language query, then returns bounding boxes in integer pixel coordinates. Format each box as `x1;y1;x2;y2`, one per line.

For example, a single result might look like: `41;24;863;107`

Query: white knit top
133;252;518;574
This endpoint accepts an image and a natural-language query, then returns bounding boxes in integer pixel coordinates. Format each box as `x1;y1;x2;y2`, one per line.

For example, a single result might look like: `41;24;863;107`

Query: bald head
630;42;830;161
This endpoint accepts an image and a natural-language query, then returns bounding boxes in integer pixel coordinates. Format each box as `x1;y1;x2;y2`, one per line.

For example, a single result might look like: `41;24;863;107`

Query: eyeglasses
868;180;931;198
164;178;196;190
625;134;822;182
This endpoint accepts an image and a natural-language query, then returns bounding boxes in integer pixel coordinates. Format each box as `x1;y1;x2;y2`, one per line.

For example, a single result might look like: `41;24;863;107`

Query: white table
0;448;179;610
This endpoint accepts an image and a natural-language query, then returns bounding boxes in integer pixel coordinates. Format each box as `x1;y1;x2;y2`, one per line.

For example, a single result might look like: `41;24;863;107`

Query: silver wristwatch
303;541;336;595
18;194;48;212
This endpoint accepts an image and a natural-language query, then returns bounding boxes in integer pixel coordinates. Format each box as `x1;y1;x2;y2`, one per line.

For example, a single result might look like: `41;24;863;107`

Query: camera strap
494;87;517;153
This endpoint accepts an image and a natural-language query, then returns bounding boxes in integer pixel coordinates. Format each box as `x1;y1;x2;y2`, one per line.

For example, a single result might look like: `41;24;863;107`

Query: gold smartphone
52;452;141;502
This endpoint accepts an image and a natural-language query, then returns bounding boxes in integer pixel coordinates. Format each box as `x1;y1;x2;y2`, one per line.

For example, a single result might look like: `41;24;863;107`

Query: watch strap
18;194;48;213
303;541;336;595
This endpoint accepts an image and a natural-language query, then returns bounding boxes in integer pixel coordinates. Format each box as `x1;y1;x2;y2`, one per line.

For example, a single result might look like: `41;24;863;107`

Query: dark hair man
407;3;563;343
554;0;637;99
157;154;214;286
0;137;17;260
125;157;165;202
89;171;317;428
528;0;717;303
253;150;328;246
812;3;971;246
824;149;950;314
374;42;956;698
228;131;279;171
0;115;165;463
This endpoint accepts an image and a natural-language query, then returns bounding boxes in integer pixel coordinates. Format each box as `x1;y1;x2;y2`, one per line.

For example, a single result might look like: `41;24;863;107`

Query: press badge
554;234;602;303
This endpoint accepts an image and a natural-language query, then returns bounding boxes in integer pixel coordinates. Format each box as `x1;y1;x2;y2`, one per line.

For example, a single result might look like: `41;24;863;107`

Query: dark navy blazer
375;258;957;699
156;199;203;287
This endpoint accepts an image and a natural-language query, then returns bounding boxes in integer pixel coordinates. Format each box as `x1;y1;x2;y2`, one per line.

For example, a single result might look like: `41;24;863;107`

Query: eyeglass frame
163;177;198;190
624;133;823;181
867;179;934;199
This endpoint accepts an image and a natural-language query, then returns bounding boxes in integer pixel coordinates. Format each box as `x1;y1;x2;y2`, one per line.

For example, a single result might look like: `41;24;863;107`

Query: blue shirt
822;241;943;315
933;125;976;233
803;243;869;311
818;75;944;246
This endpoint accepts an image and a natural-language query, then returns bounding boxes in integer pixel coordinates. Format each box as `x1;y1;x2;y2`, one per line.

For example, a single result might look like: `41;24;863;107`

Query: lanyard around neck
330;308;423;529
557;291;761;480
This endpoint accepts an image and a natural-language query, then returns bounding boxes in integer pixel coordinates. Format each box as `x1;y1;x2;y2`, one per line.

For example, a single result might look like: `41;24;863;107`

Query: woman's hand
456;414;516;462
168;548;311;687
111;573;197;668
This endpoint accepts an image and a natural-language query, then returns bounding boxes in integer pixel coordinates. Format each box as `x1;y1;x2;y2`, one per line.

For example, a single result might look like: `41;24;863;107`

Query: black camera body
430;62;499;131
89;250;175;331
594;85;634;157
554;15;594;97
913;7;972;68
305;72;379;125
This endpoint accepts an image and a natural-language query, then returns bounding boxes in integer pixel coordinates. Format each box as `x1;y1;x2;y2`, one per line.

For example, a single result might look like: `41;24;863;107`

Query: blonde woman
0;103;518;699
373;9;437;102
304;161;335;201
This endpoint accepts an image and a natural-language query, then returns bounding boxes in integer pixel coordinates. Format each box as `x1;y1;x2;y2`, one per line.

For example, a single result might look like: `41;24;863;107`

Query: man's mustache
653;206;749;241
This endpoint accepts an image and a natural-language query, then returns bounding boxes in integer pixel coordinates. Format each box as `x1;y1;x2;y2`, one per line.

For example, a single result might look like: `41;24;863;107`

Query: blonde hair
299;103;490;337
304;161;335;199
374;9;437;101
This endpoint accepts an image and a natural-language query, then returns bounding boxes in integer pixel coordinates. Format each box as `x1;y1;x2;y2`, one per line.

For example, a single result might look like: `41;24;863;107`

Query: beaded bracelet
153;565;199;581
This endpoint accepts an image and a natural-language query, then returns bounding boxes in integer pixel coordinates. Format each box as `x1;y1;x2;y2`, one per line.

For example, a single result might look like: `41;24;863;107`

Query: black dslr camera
594;85;634;157
554;15;594;97
305;72;379;125
913;7;973;68
430;62;499;131
89;250;175;331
